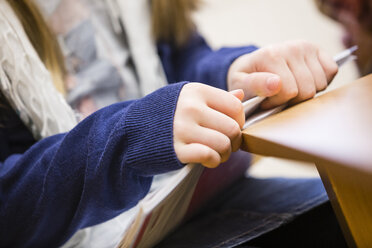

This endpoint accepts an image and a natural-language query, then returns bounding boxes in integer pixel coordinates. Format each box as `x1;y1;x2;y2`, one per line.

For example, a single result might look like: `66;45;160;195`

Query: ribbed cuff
124;82;188;176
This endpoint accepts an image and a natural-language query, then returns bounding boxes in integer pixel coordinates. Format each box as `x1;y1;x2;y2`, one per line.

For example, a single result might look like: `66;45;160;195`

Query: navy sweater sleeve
0;82;186;247
158;33;258;90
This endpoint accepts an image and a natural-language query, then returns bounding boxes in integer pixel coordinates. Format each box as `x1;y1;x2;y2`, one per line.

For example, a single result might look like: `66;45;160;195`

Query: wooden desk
241;74;372;248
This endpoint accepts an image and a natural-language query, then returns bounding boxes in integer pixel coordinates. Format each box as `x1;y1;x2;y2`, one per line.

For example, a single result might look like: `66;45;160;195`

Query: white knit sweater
0;0;77;139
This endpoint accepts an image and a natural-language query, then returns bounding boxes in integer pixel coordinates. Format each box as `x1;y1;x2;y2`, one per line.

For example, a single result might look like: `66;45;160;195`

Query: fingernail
266;76;280;91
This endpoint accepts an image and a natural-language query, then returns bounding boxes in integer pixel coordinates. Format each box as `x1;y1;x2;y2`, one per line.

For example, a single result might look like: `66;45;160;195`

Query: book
115;86;335;247
118;150;251;248
116;88;312;247
117;48;358;248
242;45;357;128
241;74;372;170
240;74;372;248
116;87;319;248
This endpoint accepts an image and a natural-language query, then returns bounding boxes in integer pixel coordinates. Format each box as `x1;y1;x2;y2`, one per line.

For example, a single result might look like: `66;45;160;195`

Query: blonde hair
4;0;200;97
151;0;200;46
6;0;67;95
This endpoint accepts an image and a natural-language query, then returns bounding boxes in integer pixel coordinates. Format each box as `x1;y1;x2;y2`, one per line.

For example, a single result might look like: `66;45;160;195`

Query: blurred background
194;0;359;178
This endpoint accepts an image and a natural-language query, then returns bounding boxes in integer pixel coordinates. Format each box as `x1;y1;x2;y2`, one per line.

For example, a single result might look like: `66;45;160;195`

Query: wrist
125;82;189;175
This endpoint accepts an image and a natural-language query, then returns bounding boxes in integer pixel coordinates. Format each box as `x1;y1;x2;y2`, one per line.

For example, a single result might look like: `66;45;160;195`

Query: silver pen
334;45;358;67
243;46;358;116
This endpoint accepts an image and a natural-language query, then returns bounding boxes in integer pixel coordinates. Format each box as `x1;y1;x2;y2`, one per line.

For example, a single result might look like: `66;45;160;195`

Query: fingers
318;49;339;83
228;41;339;110
201;86;245;128
229;89;245;101
261;63;298;109
176;143;221;168
230;71;282;100
287;58;316;104
305;52;328;91
177;112;242;168
178;124;232;164
174;83;245;168
197;108;242;152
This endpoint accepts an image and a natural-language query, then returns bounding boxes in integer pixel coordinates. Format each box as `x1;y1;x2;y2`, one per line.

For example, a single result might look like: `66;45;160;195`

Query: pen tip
350;45;358;53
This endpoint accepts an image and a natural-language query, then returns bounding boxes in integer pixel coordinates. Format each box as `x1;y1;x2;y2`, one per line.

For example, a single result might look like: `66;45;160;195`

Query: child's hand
228;40;338;109
174;83;245;168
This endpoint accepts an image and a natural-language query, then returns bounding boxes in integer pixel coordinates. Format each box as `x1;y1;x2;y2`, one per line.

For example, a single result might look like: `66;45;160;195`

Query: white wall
195;0;359;90
195;0;359;177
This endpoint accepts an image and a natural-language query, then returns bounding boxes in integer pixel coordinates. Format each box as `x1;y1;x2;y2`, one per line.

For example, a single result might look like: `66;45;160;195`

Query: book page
119;151;251;248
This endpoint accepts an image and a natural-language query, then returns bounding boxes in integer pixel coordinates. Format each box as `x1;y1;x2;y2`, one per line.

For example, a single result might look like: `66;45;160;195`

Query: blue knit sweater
0;34;257;247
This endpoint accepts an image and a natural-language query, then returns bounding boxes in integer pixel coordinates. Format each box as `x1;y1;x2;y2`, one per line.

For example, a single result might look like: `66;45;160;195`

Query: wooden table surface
241;74;372;248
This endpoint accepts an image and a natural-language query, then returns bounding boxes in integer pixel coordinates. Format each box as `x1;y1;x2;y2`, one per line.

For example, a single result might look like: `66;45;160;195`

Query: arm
0;83;186;247
0;80;246;247
158;33;258;90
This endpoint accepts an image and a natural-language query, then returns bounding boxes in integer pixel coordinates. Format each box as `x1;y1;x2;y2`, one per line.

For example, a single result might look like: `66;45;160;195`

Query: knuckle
220;137;232;154
259;46;280;61
231;135;242;152
173;119;188;136
329;61;339;75
209;159;220;168
299;40;314;50
319;57;338;81
226;121;241;139
185;82;207;96
230;99;243;117
316;79;327;91
284;88;299;99
230;73;241;86
201;147;213;161
221;151;231;163
317;85;326;92
182;101;201;116
301;88;316;99
266;48;280;61
188;82;203;90
201;149;218;165
293;40;312;48
287;41;303;54
183;82;197;94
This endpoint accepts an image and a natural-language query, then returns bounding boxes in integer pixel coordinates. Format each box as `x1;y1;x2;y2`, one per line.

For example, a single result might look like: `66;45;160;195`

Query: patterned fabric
35;0;167;118
0;0;77;139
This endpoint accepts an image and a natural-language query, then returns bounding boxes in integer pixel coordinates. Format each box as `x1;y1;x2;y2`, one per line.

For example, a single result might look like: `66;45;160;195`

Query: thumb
235;72;282;98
